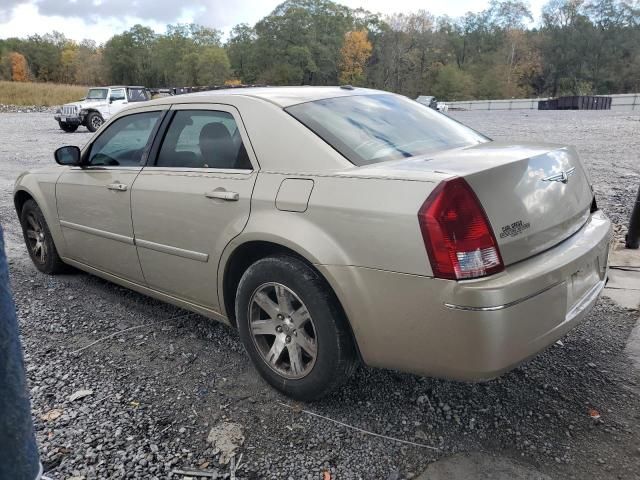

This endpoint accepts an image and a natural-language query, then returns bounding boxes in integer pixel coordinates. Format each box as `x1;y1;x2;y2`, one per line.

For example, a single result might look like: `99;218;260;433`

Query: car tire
19;199;66;275
236;255;357;401
85;112;103;132
59;122;78;133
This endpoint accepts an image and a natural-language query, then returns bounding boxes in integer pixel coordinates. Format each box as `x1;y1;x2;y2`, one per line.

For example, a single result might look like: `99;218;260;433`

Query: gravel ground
0;110;639;480
0;104;56;113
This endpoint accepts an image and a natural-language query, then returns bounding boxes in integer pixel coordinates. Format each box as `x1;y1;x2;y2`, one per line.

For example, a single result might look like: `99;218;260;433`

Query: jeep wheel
85;112;104;132
59;122;78;133
236;255;358;401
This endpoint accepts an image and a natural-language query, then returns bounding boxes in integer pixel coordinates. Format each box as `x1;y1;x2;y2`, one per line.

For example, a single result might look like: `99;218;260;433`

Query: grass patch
0;81;87;107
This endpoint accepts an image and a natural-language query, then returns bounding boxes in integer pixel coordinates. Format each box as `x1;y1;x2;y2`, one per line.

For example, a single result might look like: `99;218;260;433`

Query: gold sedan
15;87;610;400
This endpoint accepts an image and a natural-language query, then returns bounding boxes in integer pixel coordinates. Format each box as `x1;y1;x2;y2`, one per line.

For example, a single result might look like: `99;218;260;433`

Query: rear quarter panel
221;171;440;281
304;174;439;275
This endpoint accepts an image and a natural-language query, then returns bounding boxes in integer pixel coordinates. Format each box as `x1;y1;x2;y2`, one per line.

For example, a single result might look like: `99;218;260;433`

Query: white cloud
0;3;168;42
0;0;548;43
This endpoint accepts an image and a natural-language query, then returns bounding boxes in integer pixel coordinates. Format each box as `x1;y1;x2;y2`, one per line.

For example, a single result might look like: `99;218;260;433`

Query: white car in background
54;86;150;133
416;95;448;113
416;95;438;110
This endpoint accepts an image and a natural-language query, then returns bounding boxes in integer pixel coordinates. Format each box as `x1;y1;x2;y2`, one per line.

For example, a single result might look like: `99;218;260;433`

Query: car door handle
107;183;128;192
205;190;239;201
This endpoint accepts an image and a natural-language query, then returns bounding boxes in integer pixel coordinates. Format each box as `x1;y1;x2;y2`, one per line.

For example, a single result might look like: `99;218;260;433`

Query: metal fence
447;93;640;111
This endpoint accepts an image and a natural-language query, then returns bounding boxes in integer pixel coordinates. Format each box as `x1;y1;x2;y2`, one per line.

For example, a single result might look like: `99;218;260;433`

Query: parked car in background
18;86;610;401
437;101;449;112
416;95;438;109
54;86;151;133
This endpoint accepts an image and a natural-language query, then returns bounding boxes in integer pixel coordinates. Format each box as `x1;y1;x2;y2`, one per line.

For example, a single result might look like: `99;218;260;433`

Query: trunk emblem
542;167;576;184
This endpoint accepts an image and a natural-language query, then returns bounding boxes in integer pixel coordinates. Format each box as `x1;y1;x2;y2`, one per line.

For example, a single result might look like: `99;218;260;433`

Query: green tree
73;40;106;85
252;0;357;85
197;47;231;85
103;25;156;85
227;24;258;82
0;0;637;99
430;64;474;100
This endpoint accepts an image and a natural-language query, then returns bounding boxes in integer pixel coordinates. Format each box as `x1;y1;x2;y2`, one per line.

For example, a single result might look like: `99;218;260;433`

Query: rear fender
216;214;351;319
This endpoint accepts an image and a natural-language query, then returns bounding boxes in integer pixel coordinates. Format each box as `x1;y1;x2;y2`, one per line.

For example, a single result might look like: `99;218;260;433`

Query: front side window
286;94;488;166
110;88;126;101
86;88;108;100
87;111;162;167
156;110;252;170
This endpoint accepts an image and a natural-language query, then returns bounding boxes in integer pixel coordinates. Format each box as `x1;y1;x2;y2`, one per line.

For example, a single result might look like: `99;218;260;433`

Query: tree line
1;0;639;100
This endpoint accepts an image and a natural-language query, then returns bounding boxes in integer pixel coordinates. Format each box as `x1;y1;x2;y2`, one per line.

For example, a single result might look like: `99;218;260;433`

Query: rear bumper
318;210;611;379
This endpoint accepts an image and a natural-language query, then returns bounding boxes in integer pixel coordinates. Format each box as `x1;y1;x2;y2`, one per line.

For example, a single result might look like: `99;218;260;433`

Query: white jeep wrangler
54;86;151;133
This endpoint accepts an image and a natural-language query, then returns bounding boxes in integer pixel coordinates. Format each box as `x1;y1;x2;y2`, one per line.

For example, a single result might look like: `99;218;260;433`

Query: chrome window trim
141;166;254;175
70;166;142;172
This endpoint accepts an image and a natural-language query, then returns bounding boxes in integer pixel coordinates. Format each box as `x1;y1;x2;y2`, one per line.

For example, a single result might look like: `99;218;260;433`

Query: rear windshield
286;94;488;166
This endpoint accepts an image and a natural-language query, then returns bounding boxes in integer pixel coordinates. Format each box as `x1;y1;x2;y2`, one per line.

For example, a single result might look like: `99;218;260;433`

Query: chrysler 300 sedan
14;86;611;400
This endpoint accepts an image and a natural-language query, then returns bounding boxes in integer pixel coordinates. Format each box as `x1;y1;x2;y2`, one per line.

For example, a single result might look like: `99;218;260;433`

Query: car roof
88;86;145;89
146;86;392;108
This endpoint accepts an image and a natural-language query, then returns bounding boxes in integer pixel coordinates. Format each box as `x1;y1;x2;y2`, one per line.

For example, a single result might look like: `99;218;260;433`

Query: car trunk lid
350;142;594;266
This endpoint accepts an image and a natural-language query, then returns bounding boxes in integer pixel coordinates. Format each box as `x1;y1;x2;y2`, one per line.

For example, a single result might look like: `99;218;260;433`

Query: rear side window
286;94;488;166
155;110;252;170
128;88;150;102
88;111;161;167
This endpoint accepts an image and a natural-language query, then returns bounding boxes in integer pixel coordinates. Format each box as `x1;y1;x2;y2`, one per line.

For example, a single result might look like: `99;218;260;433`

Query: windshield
286;94;488;166
86;88;108;100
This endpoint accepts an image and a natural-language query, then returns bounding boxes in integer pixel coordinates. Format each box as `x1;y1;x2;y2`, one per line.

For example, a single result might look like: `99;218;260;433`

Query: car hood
61;99;107;109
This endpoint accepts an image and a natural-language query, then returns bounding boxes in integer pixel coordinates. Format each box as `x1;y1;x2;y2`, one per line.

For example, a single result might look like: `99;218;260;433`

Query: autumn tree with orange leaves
10;52;29;82
338;30;372;86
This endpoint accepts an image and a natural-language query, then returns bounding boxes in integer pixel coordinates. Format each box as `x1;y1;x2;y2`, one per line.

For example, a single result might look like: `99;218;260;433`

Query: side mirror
54;146;81;166
109;97;114;104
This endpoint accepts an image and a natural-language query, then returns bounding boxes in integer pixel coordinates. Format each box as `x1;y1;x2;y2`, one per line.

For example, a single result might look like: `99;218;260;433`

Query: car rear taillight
418;177;504;280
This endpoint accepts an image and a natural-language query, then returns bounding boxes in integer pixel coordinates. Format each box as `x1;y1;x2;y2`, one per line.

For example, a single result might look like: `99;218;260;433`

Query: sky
0;0;547;43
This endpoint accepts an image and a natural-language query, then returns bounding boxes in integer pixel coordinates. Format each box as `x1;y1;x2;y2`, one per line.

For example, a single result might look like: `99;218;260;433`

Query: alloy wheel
25;212;47;264
248;282;318;379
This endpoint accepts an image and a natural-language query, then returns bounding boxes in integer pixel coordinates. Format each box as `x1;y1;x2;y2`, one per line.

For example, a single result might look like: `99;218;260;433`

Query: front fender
80;108;103;119
14;170;67;257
